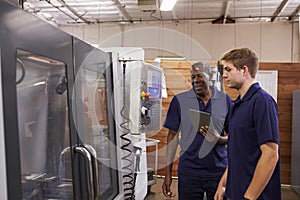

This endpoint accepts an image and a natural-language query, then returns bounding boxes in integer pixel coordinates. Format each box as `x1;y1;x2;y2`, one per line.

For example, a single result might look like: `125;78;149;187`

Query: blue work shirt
164;88;232;177
226;82;281;200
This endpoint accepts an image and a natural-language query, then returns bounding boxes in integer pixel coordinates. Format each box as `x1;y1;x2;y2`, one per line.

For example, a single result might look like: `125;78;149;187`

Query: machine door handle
74;146;95;200
84;144;99;200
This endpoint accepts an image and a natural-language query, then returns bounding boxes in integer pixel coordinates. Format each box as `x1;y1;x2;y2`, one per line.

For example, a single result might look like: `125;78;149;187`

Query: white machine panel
100;47;144;61
124;61;163;134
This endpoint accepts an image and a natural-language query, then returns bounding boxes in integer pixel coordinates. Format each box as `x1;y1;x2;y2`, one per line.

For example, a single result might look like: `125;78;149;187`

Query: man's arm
243;142;279;200
214;166;228;200
217;135;228;145
162;129;179;198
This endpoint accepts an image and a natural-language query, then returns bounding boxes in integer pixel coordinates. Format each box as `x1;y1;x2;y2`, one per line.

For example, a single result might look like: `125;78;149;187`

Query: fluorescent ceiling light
160;0;178;11
155;56;186;61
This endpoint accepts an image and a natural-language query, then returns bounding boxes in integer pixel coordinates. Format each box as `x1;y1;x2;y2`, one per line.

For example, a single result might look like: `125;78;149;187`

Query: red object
145;92;150;98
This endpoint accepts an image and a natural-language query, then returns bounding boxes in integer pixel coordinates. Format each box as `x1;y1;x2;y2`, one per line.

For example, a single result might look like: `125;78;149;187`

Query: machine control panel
125;61;163;133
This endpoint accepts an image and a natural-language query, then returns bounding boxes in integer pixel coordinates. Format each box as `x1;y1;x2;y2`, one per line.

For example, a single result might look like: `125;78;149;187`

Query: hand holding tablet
189;109;220;142
188;109;211;130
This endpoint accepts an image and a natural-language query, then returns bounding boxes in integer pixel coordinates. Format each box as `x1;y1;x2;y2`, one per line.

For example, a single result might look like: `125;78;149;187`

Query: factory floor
145;177;300;200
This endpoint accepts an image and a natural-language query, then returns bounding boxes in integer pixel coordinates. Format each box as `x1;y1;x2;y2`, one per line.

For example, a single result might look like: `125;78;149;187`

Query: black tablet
188;109;211;131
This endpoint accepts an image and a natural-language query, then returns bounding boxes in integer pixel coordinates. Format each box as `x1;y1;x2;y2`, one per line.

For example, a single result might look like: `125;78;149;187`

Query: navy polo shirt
164;88;232;177
226;83;281;200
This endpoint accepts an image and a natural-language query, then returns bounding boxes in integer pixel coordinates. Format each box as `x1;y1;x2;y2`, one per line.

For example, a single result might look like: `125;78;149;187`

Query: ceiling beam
270;0;290;22
112;0;132;21
44;0;90;24
223;0;231;24
288;5;300;21
56;0;91;24
172;10;178;20
212;0;235;24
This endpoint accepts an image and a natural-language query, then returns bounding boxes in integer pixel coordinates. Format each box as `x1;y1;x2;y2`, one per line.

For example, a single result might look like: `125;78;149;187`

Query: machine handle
74;146;95;200
84;144;99;200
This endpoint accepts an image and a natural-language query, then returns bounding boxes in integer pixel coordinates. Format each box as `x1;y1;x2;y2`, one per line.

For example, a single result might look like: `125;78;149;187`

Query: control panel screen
147;70;161;99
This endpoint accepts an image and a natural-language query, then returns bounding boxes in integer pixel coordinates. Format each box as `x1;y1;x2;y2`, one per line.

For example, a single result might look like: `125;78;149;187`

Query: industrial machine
102;47;163;200
0;1;163;199
123;60;162;199
0;1;118;199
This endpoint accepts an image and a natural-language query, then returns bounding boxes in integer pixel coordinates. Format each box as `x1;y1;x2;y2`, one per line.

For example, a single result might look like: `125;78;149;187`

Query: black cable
119;61;135;200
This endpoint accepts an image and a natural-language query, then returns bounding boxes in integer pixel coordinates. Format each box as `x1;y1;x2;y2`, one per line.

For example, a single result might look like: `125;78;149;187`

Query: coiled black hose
120;62;135;200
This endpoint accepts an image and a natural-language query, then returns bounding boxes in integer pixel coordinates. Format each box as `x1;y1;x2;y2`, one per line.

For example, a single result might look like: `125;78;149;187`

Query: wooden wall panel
146;61;300;184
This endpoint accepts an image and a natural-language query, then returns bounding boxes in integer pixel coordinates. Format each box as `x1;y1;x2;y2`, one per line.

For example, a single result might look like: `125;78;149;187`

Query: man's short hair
191;61;212;76
220;48;258;78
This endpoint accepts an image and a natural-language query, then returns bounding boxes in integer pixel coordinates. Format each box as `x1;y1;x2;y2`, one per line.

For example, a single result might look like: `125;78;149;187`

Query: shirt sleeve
253;93;279;145
163;95;181;132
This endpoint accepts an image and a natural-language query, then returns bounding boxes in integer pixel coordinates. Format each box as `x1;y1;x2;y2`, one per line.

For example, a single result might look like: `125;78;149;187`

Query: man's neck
196;89;212;105
239;79;255;99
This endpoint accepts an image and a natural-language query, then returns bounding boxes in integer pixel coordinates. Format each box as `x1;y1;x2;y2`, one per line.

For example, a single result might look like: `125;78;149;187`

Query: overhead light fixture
154;56;186;61
160;0;178;11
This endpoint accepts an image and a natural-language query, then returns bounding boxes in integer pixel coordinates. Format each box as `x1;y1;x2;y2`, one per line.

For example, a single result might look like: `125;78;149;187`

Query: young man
215;48;281;200
162;62;232;200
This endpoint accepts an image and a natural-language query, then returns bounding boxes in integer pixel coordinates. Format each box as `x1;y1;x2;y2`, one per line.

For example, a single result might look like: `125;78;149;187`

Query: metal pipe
56;0;91;24
112;0;132;21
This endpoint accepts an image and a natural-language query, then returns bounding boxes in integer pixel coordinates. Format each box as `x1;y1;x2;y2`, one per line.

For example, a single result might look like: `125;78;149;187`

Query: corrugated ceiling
21;0;300;25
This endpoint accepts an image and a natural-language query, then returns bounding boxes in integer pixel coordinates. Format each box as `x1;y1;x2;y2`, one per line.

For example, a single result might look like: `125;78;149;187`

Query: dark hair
220;48;258;78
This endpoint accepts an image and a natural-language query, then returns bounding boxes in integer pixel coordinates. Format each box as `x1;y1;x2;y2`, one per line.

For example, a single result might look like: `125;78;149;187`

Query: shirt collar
236;82;261;103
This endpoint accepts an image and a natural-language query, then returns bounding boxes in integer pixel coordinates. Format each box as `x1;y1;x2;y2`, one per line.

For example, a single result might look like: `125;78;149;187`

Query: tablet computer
188;109;211;131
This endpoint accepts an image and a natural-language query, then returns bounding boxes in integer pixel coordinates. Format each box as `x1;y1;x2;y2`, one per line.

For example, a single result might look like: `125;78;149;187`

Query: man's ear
241;65;248;73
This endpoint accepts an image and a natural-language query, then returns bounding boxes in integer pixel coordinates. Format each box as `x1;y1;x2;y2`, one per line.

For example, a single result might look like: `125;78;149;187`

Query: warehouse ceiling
21;0;300;25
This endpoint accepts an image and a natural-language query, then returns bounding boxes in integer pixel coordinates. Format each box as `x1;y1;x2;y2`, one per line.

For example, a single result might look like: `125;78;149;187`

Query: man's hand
162;177;176;199
214;185;226;200
199;125;219;142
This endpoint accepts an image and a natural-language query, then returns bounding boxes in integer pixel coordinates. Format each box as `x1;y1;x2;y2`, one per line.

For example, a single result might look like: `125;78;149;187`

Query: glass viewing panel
16;49;73;199
76;65;118;199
